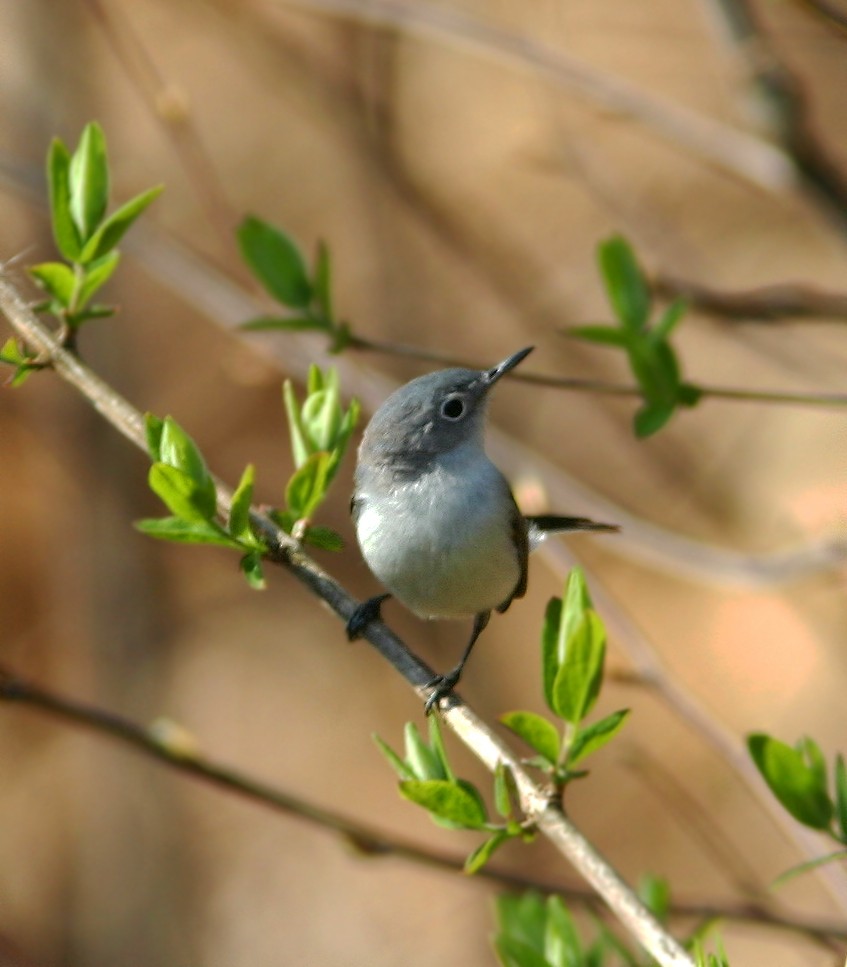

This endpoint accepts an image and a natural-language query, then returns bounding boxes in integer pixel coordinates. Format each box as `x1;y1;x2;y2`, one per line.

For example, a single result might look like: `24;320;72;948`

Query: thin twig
0;274;695;966
654;273;847;322
81;0;238;251
1;664;844;944
347;333;847;409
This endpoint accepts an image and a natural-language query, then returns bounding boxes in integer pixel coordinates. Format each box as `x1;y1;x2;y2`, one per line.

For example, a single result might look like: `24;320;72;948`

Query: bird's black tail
526;515;619;534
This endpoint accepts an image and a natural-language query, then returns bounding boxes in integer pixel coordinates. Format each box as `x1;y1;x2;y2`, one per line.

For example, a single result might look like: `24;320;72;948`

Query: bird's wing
496;495;529;613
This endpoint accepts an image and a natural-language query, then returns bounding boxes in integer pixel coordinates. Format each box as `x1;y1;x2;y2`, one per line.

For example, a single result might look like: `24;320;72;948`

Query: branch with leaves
4;120;846;967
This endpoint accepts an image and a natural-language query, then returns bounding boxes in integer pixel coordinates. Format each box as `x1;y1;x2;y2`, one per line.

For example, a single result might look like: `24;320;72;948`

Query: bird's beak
483;346;534;386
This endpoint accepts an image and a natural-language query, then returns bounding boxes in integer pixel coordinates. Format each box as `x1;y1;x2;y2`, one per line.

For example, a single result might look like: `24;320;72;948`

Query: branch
0;274;695;965
653;273;847;322
267;0;795;193
2;665;844;946
701;0;847;234
348;332;847;409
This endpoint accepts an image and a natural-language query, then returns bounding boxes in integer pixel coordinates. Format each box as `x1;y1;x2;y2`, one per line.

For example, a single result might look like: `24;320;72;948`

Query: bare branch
265;0;795;193
654;273;847;322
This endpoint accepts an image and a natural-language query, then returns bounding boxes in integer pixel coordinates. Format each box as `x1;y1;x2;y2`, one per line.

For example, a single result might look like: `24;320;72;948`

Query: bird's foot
346;593;391;641
423;669;461;715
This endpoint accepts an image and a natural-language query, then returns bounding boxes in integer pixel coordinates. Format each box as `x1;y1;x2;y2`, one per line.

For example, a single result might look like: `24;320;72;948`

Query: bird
346;346;617;712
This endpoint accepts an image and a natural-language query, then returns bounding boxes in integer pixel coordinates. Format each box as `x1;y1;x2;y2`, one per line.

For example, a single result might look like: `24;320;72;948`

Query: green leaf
638;873;670;922
634;401;674;438
748;733;833;830
158;416;211;485
240;552;266;590
598;235;650;331
28;262;76;307
567;709;629;767
678;382;703;407
144;412;165;461
67;305;115;326
314;239;333;321
771;849;847;888
134;516;241;547
543;569;594;719
237;215;312;309
79;185;163;263
403;722;445;780
69;122;109;241
797;736;828;791
302;387;341;454
495;937;551;967
240;315;327;332
501;710;560;764
76;251;120;308
372;733;416;781
493;761;519;819
545;896;582;967
653;298;687;341
0;338;38;387
835;754;847;842
285;451;331;519
541;597;564;714
229;464;256;543
428;715;456;783
399;779;487;828
567;324;630;347
465;829;511;874
495;893;547;955
302;525;344;551
47;138;81;261
552;611;607;725
148;463;217;523
282;380;311;467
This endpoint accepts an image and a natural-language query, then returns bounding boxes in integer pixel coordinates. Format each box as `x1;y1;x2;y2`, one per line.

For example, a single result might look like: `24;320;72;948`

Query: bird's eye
440;396;465;420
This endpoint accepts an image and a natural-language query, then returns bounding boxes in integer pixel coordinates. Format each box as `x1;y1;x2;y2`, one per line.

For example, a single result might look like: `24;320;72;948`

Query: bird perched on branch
347;347;617;712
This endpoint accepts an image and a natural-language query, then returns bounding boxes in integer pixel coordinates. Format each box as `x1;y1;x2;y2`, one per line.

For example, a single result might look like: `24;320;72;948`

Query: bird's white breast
355;443;521;619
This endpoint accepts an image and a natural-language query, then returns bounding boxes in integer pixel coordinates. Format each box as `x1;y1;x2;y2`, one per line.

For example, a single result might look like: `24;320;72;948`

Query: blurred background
1;0;846;964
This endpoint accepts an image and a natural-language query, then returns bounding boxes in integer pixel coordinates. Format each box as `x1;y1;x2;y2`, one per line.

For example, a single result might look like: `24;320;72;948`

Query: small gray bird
347;347;617;711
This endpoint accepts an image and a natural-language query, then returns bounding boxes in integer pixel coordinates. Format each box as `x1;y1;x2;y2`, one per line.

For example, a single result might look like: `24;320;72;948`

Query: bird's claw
346;593;391;641
423;670;461;715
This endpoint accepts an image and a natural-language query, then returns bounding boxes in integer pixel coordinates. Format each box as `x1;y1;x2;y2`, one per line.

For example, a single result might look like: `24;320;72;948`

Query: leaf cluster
238;215;352;353
748;733;847;883
570;237;702;437
3;122;161;385
135;415;269;589
501;569;629;792
374;718;534;874
270;365;360;550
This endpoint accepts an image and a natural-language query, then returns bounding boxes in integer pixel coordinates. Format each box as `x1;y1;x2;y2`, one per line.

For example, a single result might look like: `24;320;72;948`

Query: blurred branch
0;274;694;967
701;0;847;234
2;664;845;945
270;0;796;193
794;0;847;35
654;273;847;322
348;332;847;408
81;0;238;250
625;749;844;954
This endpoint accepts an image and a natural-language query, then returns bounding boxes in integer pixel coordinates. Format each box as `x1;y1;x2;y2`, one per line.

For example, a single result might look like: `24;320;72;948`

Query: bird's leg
424;611;491;714
346;593;392;641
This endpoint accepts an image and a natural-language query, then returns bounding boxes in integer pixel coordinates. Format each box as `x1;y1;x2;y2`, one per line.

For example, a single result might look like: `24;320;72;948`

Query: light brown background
1;1;846;964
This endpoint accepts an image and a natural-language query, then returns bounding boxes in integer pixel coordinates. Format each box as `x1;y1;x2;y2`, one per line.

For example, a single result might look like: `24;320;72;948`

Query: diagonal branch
0;273;695;965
